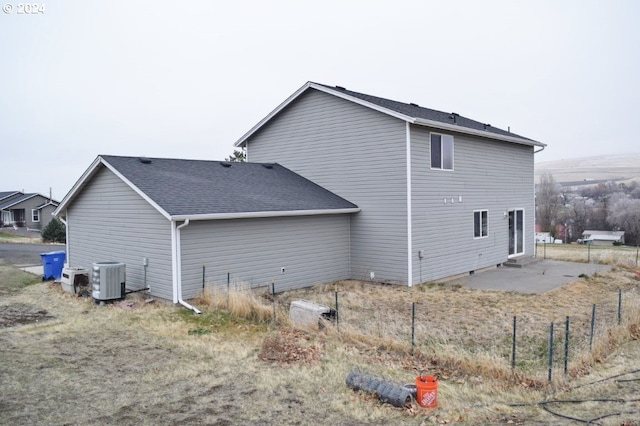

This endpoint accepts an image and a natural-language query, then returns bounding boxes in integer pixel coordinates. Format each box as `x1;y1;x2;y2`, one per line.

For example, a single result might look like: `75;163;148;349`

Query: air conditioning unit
60;267;89;295
92;261;126;302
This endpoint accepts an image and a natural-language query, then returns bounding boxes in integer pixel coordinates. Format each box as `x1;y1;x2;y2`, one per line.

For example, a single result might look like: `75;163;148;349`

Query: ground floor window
474;210;488;238
32;209;40;222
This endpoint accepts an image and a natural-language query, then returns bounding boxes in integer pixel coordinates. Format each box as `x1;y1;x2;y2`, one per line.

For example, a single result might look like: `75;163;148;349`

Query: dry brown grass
193;282;279;323
536;242;640;267
2;257;640;424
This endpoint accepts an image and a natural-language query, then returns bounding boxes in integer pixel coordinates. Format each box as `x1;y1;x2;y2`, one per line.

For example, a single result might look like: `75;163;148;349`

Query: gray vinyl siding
179;214;351;298
410;125;535;283
37;204;58;230
247;89;409;284
66;167;173;300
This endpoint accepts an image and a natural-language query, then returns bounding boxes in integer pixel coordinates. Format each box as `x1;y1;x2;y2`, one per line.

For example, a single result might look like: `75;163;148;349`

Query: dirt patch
258;327;322;364
0;304;54;328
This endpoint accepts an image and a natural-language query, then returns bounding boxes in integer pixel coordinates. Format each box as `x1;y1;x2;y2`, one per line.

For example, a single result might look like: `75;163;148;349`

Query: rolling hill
535;153;640;186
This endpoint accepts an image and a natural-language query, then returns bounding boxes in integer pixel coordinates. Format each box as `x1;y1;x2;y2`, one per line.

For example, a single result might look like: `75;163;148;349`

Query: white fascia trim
309;83;415;122
170;207;361;222
406;122;413;287
232;81;544;150
413;117;545;147
233;82;415;148
100;160;171;220
234;82;313;148
53;156;103;217
53;156;172;221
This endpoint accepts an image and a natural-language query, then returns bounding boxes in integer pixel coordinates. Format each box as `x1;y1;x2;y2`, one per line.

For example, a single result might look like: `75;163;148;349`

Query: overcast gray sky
1;0;638;199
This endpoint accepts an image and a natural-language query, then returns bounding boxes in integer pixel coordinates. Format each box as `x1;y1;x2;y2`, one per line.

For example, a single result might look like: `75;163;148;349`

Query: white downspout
406;121;413;287
173;219;201;314
59;215;69;267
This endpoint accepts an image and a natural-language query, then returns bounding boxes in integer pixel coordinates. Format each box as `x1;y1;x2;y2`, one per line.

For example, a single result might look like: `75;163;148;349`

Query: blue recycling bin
40;250;66;280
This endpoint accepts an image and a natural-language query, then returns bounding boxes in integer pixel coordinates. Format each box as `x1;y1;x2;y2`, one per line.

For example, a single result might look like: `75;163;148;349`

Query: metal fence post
564;316;569;375
335;291;339;332
271;282;276;323
615;289;621;325
411;302;416;355
226;272;230;309
548;322;554;382
511;316;517;369
589;304;596;349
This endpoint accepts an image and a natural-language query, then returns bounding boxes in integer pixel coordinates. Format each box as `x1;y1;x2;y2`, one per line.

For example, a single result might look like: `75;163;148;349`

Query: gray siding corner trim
170;207;360;221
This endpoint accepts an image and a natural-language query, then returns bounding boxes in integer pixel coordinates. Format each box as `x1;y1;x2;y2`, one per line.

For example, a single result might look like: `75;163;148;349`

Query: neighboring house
235;82;545;286
581;230;625;245
0;191;59;230
53;156;359;305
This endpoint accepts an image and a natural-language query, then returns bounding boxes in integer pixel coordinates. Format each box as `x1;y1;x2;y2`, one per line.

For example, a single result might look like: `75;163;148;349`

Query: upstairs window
474;210;488;238
430;133;454;170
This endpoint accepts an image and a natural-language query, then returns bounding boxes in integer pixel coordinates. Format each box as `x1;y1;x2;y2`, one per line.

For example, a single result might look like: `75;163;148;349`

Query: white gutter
406;122;413;287
172;219;201;314
169;207;360;222
412;117;544;148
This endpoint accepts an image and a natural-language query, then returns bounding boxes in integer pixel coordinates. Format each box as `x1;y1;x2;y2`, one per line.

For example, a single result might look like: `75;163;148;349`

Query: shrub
42;218;66;243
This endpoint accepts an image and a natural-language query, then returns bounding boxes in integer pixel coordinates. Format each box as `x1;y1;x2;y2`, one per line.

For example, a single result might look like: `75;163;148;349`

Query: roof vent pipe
139;157;152;164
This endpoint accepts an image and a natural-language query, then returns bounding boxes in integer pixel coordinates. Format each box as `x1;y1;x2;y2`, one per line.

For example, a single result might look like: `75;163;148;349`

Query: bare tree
558;197;589;242
536;173;560;235
607;197;640;245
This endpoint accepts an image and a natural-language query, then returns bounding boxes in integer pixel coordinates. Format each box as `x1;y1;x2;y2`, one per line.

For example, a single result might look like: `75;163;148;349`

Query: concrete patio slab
445;260;611;294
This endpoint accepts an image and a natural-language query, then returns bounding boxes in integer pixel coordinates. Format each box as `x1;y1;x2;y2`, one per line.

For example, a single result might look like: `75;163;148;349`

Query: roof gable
0;193;39;210
234;81;544;148
55;156;359;220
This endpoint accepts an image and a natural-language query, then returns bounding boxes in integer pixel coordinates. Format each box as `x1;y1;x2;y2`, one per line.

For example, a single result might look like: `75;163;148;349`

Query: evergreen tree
42;218;66;243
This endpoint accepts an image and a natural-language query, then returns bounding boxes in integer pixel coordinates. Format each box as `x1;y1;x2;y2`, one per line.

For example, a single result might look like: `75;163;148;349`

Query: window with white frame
430;133;454;170
32;209;40;222
474;210;488;238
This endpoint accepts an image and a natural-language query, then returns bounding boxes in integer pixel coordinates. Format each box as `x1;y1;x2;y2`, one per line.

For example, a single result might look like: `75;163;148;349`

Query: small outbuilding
53;155;359;309
581;230;625;245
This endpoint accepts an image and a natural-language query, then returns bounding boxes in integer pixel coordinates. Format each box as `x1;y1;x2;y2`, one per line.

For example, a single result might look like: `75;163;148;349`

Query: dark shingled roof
101;155;357;217
0;191;20;201
314;83;531;141
0;193;36;210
